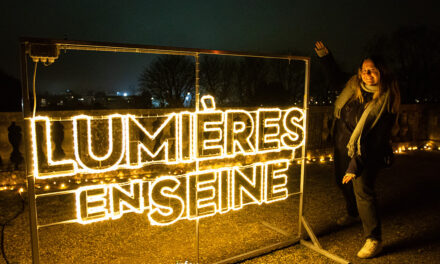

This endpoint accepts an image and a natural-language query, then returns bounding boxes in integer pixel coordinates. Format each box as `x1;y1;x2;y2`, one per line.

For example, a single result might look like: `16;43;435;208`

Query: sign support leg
20;41;40;264
297;59;349;264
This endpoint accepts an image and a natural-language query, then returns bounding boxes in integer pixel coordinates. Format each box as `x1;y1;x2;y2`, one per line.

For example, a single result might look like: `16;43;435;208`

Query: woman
315;41;400;259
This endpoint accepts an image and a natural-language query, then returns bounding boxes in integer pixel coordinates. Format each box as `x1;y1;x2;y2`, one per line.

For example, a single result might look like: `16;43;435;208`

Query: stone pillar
8;122;23;170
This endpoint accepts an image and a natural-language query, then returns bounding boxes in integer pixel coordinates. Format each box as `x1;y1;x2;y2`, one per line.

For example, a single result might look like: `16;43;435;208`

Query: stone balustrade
0;104;439;174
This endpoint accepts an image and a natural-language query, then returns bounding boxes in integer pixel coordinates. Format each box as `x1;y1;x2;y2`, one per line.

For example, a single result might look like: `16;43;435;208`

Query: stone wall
0;104;439;171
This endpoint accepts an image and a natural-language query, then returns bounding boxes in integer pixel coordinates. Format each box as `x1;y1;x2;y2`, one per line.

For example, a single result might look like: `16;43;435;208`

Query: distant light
123;92;128;96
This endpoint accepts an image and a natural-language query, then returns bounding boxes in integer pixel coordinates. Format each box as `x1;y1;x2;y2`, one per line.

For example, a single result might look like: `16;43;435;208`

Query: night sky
1;0;439;94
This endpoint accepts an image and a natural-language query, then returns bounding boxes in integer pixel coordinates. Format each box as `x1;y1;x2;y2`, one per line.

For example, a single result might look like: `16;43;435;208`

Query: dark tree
200;56;237;106
0;70;22;112
236;58;268;106
139;55;195;108
364;25;440;103
268;59;305;106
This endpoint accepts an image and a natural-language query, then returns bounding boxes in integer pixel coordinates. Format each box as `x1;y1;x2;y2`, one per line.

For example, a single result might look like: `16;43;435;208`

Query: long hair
354;55;400;113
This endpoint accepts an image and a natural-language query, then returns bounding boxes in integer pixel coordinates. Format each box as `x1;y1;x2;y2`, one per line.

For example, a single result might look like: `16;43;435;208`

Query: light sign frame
20;38;348;264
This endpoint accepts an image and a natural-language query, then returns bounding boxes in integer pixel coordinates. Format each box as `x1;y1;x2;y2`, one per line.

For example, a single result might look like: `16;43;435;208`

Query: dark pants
352;165;381;241
334;146;359;217
333;119;382;240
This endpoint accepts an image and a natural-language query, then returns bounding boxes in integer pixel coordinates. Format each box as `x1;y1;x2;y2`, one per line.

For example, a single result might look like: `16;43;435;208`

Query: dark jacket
319;53;395;175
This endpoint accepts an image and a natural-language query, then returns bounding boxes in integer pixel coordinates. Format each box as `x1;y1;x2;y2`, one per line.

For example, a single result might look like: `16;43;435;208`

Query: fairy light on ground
0;144;437;194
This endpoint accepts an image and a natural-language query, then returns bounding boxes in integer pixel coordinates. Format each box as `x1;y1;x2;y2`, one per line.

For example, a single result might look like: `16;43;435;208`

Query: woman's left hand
342;173;356;184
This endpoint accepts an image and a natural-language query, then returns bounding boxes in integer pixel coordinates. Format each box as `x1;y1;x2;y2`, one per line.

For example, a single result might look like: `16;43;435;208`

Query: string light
1;144;437;194
4;96;438;227
29;96;305;179
75;160;290;225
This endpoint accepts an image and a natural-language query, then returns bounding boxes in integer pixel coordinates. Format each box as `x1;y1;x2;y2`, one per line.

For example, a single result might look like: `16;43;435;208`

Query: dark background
1;0;439;110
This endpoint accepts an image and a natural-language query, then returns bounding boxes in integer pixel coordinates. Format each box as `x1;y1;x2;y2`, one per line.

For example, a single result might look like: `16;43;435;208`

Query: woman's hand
342;173;356;184
314;41;329;57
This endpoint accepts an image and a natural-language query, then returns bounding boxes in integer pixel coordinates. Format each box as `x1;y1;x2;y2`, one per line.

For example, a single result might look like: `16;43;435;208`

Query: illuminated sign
31;96;305;225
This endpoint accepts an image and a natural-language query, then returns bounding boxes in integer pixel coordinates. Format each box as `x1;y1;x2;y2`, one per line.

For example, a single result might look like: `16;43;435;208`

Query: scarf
333;75;390;158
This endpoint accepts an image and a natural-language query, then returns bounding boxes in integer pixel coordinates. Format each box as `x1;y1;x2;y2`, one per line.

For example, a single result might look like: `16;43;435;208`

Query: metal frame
20;38;349;264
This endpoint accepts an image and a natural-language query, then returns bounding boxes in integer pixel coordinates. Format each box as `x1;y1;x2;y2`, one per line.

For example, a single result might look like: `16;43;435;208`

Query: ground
0;150;439;263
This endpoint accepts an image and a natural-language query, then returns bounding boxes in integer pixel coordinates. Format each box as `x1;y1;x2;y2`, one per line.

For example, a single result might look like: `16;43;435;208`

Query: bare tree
267;59;305;106
364;25;440;103
139;55;194;108
0;69;21;111
235;58;268;106
200;56;237;105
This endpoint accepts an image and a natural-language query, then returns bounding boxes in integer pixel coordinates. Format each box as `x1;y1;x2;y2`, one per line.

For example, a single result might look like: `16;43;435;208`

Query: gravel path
0;151;439;263
245;150;440;264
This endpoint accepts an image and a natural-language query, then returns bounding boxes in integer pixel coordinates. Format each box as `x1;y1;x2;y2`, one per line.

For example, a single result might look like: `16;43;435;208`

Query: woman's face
360;59;380;86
